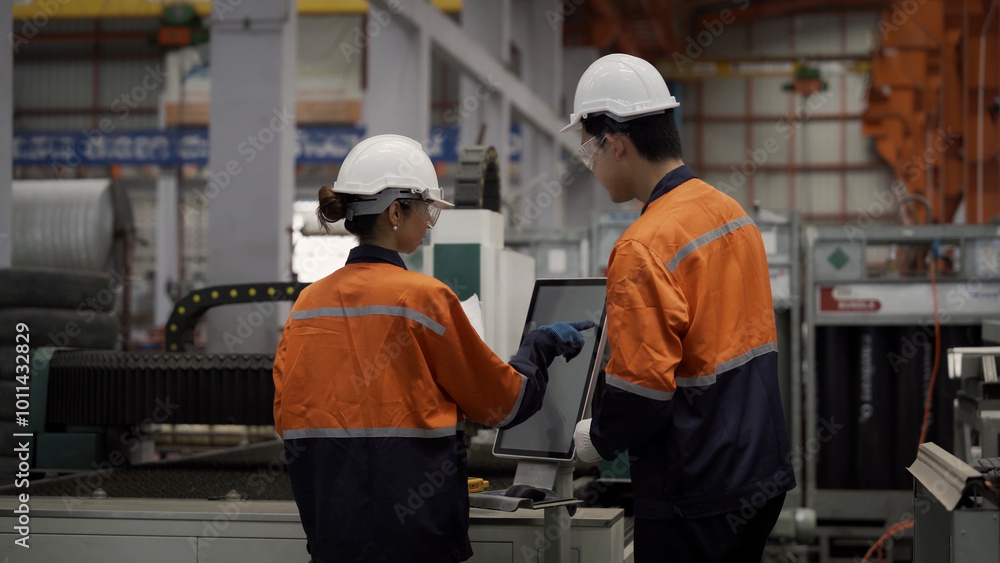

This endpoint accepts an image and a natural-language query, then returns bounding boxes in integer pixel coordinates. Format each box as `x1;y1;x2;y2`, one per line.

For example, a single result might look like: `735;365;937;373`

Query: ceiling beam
369;0;576;154
695;0;887;28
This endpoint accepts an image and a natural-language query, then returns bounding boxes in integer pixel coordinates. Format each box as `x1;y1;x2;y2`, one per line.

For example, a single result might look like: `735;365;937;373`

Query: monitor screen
493;278;607;461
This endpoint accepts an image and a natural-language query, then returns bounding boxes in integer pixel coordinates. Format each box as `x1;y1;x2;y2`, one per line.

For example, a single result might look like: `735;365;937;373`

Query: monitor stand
469;459;578;563
517;459;576;563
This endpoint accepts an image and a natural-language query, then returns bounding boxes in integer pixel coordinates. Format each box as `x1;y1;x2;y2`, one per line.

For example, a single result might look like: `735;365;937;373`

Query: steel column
362;2;430;141
206;0;297;354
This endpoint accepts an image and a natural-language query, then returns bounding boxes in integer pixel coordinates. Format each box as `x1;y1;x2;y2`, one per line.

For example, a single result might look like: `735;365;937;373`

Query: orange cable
861;520;915;563
863;253;940;563
918;256;942;447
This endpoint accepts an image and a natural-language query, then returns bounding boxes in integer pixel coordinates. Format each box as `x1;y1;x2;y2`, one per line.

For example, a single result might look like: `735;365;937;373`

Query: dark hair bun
317;185;346;232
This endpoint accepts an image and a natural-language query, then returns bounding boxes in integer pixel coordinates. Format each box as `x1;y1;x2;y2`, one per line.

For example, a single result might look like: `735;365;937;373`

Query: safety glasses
412;200;441;228
577;135;606;171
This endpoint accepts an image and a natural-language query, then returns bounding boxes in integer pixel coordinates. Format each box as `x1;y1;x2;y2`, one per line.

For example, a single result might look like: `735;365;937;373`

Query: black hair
581;108;682;163
317;186;411;244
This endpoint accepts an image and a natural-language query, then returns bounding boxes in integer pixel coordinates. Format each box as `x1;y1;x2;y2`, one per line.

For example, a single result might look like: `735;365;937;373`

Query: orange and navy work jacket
273;245;554;563
591;165;795;520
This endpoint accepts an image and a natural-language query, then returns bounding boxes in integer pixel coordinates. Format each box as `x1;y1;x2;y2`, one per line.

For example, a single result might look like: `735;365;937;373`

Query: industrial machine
908;443;1000;562
950;319;1000;462
805;224;1000;560
0;278;626;563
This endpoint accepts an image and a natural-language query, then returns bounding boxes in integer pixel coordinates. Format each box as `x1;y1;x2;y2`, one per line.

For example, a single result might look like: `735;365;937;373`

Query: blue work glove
539;321;596;361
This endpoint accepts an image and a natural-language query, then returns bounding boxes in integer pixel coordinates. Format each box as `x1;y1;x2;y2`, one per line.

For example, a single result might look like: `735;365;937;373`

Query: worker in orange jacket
272;134;593;563
567;55;794;562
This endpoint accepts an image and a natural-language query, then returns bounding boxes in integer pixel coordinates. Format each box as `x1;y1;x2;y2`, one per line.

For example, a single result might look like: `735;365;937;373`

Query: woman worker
272;134;593;563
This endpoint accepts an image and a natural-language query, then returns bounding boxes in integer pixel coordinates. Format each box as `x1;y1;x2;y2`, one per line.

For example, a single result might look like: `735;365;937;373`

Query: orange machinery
864;0;1000;224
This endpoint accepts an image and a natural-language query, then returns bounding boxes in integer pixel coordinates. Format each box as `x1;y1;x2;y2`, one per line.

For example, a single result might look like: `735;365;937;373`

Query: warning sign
819;286;880;312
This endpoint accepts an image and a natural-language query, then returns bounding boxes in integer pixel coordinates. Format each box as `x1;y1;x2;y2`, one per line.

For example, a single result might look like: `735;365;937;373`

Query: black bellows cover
816;326;858;489
893;326;934;489
45;350;276;426
854;327;897;490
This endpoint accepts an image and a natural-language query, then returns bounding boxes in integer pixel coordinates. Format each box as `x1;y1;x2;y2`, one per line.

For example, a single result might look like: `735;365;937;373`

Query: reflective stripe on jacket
592;167;795;520
273;245;550;562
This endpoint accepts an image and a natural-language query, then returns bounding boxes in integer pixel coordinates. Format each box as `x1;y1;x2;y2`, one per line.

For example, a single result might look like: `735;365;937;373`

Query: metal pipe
978;0;998;223
893;193;933;225
840;12;848;225
788;16;797;210
963;0;970;221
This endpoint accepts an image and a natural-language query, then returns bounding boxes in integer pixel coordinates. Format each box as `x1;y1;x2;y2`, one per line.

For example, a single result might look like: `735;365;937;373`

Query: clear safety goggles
577;134;606;171
410;199;441;228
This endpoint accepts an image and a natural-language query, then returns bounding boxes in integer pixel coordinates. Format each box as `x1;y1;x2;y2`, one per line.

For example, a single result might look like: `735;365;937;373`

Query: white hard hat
334;134;453;218
561;53;679;133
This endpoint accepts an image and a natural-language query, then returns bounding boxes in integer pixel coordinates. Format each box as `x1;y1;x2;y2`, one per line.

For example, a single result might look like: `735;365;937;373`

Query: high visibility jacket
273;245;554;563
591;165;795;520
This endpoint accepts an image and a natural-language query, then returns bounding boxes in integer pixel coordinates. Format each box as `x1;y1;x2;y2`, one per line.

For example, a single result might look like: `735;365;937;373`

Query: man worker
568;54;795;562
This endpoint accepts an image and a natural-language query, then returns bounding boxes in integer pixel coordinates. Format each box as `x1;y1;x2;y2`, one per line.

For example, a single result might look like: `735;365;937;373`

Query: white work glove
574;419;603;463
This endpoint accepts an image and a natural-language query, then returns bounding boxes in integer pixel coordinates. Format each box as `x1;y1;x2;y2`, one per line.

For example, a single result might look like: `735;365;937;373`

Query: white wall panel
846;12;880;55
14;114;92;130
15;61;93;107
796;89;839;117
796;14;843;56
297;15;362;99
105;113;157;130
751;18;790;56
798;121;841;164
796;172;841;214
703;123;746;163
751;76;791;115
98;60;161;107
754;172;790;209
702;77;745;114
845;73;869;113
845;120;877;163
846;169;894;212
700;22;749;58
752;121;791;165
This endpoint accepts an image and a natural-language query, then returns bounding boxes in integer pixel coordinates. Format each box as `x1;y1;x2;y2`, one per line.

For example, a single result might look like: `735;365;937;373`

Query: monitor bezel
492;278;608;462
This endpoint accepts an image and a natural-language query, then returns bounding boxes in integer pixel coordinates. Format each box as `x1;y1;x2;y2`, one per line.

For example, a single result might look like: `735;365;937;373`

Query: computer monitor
493;278;607;461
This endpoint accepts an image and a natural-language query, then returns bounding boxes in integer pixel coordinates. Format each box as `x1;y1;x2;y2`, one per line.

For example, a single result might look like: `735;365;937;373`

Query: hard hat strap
345;188;422;220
